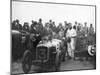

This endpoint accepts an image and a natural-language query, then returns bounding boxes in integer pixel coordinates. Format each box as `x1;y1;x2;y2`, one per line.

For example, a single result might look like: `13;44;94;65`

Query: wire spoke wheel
22;50;32;73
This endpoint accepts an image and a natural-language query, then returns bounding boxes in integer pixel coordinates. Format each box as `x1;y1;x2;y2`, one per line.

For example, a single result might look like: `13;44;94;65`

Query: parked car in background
12;30;29;61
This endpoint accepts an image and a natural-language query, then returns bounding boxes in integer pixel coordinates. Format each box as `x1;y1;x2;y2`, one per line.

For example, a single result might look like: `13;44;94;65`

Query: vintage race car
12;30;40;61
22;39;66;73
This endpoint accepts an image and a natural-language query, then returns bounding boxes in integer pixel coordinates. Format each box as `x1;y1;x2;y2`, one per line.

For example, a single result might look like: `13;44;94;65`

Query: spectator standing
87;24;95;45
77;23;81;32
16;19;22;31
12;20;17;30
88;24;94;35
83;22;88;37
23;22;29;32
37;18;43;34
30;21;37;34
58;28;64;40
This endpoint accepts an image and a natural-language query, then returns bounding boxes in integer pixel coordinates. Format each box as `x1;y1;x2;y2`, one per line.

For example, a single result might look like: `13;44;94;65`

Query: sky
12;1;95;29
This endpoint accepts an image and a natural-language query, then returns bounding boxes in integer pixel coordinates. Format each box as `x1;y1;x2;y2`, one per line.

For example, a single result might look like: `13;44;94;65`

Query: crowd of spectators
12;18;95;39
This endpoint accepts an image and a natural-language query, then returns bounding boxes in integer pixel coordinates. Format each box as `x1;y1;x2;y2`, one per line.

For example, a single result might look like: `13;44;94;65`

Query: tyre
22;50;32;73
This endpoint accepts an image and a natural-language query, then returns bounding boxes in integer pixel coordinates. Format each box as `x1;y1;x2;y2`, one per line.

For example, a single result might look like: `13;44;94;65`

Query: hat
39;18;42;22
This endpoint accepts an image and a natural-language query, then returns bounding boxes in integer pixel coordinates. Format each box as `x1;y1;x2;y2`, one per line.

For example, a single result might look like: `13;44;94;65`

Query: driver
41;22;53;44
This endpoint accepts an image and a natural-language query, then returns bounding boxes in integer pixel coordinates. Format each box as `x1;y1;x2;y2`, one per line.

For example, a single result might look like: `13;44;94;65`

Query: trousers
67;38;76;58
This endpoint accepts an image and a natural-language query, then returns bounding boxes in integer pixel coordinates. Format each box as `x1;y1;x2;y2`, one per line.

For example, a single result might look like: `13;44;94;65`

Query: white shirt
70;28;77;38
66;28;77;38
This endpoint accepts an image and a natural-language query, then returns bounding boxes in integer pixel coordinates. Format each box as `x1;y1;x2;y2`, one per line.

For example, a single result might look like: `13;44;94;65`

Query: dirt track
11;57;95;74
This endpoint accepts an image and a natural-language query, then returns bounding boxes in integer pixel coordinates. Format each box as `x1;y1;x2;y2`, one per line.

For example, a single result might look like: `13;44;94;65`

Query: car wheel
22;50;32;73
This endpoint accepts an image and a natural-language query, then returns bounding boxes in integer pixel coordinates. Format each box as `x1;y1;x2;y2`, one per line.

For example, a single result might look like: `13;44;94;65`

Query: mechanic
66;23;77;59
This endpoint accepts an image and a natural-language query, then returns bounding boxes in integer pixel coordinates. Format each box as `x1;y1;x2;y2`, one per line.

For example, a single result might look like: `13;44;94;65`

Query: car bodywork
12;30;30;61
